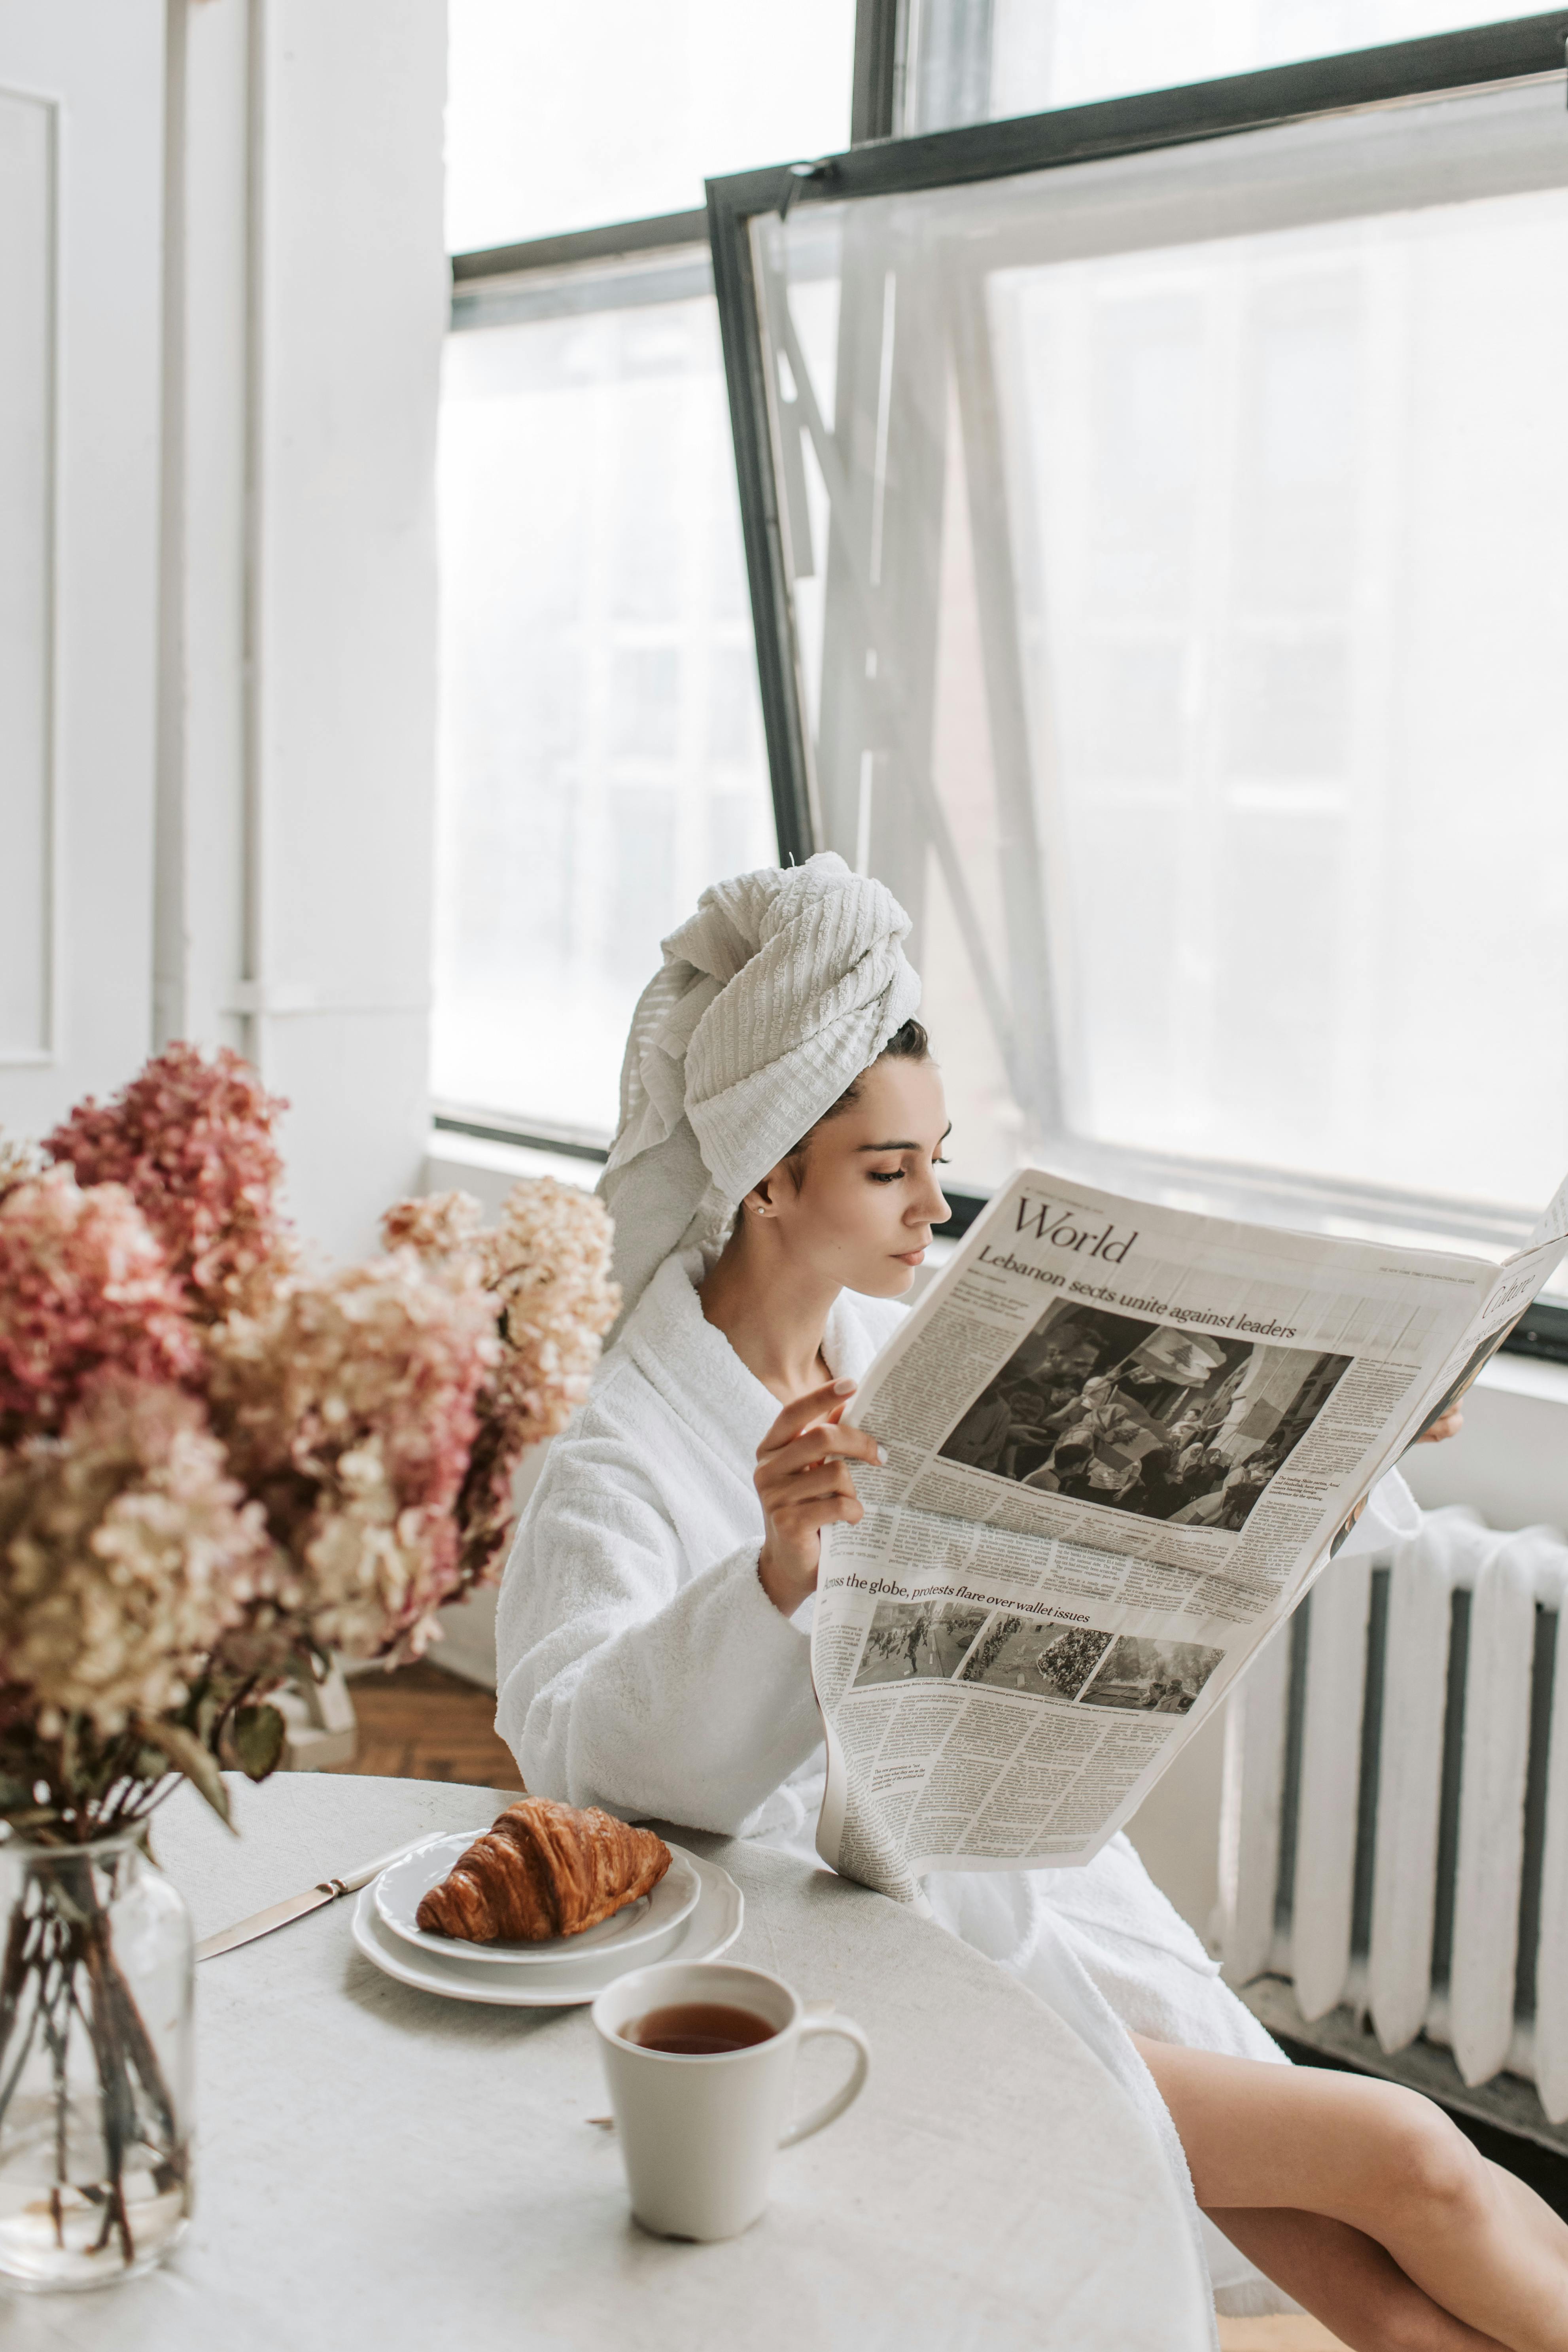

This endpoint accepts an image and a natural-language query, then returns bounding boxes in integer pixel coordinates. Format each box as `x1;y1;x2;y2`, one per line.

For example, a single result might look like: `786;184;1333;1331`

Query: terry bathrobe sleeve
493;1424;823;1835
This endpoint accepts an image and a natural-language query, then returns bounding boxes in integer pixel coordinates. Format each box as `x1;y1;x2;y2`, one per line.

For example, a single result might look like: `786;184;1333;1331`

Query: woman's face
756;1055;951;1298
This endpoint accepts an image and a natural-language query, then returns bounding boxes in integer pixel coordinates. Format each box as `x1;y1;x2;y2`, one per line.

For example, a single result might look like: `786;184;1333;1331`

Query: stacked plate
353;1832;743;2006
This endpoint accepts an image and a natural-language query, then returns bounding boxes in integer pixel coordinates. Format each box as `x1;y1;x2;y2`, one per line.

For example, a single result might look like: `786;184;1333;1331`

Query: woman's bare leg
1210;2206;1507;2350
1133;2036;1568;2352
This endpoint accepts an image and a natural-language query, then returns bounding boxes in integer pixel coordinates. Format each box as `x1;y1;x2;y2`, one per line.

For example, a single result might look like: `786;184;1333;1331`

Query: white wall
2;0;447;1264
1400;1353;1568;1533
0;1;166;1132
246;0;448;1256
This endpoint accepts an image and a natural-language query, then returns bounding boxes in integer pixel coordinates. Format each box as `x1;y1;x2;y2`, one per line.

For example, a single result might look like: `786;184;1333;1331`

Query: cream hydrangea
481;1178;619;1447
0;1131;42;1202
0;1381;269;1737
384;1179;619;1590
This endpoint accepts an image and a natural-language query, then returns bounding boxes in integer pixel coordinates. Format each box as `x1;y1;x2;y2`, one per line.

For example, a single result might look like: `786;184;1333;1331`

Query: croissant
416;1798;671;1944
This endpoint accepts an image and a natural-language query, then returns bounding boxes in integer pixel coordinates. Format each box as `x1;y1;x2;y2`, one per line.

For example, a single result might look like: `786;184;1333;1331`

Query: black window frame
704;10;1568;1361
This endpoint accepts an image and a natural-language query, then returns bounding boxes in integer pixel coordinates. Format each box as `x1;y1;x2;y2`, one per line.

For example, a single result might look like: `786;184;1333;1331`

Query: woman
496;855;1566;2348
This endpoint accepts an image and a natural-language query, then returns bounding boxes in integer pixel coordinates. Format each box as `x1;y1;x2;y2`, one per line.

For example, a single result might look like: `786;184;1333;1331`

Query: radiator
1218;1506;1568;2124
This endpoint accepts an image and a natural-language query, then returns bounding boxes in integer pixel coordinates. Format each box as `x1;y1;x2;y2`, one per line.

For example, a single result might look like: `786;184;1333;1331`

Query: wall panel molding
0;83;57;1065
0;2;164;1135
3;0;443;1266
154;0;444;1257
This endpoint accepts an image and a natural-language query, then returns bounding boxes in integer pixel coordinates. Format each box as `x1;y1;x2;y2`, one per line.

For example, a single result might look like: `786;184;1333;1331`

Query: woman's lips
895;1247;927;1266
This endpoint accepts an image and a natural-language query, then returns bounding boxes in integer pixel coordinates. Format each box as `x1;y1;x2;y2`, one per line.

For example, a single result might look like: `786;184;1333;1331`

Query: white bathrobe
495;1250;1420;2320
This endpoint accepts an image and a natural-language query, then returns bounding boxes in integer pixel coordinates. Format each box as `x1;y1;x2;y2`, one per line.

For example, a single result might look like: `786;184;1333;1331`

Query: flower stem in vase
0;1832;192;2291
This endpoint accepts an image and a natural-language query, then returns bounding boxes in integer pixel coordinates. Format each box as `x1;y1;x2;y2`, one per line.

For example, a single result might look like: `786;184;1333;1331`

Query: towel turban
598;853;921;1333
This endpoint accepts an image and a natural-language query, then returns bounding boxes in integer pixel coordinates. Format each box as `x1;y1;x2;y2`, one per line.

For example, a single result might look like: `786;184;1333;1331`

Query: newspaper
812;1169;1568;1902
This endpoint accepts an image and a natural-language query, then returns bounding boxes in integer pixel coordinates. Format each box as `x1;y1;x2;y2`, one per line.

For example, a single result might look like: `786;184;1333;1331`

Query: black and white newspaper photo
940;1302;1350;1533
810;1168;1568;1903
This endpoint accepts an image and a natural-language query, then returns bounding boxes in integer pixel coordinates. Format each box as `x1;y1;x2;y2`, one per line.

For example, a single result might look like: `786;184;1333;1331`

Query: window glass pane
447;0;856;253
751;81;1568;1242
906;1;1507;134
434;259;775;1136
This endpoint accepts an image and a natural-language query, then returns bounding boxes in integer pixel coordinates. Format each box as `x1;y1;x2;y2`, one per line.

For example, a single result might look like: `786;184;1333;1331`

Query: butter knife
196;1841;423;1962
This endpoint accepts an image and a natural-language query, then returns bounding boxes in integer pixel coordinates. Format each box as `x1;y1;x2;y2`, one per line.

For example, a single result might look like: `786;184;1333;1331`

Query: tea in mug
620;2003;777;2056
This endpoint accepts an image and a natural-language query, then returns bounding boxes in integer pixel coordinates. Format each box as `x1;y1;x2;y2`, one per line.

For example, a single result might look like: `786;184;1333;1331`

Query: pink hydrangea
0;1168;200;1446
47;1041;295;1323
207;1253;498;1661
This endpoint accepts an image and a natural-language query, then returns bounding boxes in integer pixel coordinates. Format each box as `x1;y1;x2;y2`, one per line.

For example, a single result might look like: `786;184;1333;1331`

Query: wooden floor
328;1665;1350;2349
330;1659;519;1788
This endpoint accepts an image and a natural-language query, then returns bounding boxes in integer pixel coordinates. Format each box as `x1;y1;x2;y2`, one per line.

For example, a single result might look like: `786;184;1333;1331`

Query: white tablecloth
4;1775;1214;2351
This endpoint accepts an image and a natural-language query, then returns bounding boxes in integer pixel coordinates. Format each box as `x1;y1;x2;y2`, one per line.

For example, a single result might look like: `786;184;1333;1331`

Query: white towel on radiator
496;1249;1420;2322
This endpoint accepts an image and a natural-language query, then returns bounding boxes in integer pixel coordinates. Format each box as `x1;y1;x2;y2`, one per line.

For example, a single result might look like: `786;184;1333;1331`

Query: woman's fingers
1417;1406;1464;1446
757;1459;860;1514
759;1378;857;1455
774;1490;863;1531
765;1463;860;1510
760;1424;883;1477
754;1382;881;1610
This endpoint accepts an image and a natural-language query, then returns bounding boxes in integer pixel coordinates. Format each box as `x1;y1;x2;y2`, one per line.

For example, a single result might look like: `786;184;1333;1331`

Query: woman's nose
912;1167;949;1227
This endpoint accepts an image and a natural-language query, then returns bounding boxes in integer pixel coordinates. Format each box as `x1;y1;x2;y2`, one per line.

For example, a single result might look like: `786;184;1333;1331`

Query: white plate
352;1845;743;2008
375;1829;701;1966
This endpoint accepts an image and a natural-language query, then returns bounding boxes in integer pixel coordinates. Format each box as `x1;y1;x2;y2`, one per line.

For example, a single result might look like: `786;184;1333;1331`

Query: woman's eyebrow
856;1124;953;1153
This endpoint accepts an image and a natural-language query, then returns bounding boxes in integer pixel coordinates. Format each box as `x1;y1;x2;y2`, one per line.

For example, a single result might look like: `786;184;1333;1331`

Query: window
713;26;1568;1291
447;0;855;251
437;8;1568;1350
434;250;776;1138
898;1;1518;135
436;2;859;1143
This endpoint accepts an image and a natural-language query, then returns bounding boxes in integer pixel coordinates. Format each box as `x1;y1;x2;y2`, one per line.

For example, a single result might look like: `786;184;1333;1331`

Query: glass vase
0;1828;193;2291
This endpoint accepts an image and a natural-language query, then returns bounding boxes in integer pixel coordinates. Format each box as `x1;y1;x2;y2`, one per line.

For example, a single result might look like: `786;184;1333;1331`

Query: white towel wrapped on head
599;852;920;1331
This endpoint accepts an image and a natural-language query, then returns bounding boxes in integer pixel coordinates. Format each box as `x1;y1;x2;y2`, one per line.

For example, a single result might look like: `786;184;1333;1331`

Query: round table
2;1775;1215;2351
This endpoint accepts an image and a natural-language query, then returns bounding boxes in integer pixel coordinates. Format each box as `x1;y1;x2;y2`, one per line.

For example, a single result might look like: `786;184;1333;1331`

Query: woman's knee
1368;2089;1488;2229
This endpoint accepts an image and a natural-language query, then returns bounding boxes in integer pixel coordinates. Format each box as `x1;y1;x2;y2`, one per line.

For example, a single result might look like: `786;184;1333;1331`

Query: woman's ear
745;1148;804;1219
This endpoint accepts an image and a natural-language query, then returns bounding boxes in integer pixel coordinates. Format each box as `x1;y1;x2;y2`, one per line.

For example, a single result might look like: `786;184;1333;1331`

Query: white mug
590;1960;870;2241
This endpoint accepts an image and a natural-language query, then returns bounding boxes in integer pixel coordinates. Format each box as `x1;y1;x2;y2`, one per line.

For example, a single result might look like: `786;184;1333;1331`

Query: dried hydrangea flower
481;1178;618;1441
207;1253;498;1663
47;1041;295;1323
0;1132;42;1202
456;1178;619;1588
380;1191;484;1270
0;1381;269;1737
376;1178;618;1591
0;1168;200;1446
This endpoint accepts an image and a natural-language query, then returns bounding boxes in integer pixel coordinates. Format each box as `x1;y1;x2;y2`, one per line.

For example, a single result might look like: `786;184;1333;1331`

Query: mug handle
778;2015;870;2148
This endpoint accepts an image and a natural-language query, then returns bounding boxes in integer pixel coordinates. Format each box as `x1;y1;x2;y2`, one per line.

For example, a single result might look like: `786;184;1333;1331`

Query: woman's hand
1343;1404;1466;1536
755;1378;884;1618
